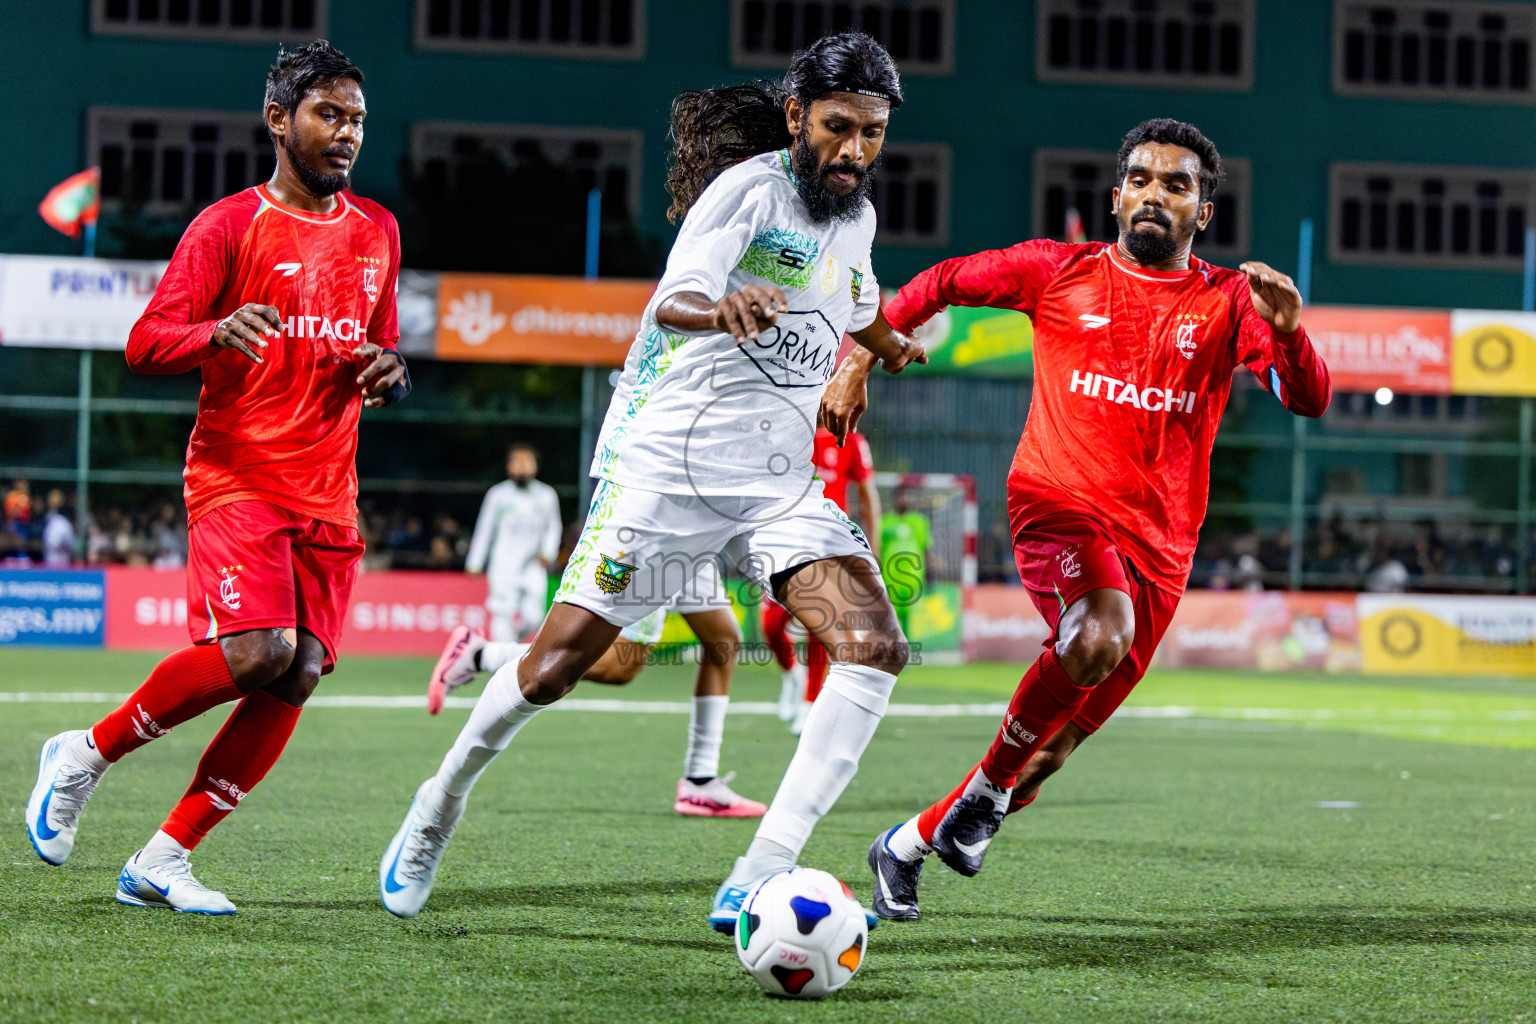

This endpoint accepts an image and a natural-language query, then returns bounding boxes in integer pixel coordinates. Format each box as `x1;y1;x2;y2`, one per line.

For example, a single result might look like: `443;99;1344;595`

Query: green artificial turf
2;649;1532;1023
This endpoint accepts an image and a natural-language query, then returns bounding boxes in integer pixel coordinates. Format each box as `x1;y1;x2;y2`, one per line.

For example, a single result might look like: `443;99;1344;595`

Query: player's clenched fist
713;284;787;343
353;342;409;408
1240;261;1302;334
212;303;283;364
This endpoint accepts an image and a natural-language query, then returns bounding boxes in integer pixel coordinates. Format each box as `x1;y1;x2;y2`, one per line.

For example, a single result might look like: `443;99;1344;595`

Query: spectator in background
466;442;562;641
42;489;76;566
149;502;186;570
5;479;31;530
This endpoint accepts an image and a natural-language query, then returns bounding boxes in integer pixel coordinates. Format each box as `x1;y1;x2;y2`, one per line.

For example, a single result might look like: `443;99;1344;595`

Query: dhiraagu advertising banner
1358;594;1536;676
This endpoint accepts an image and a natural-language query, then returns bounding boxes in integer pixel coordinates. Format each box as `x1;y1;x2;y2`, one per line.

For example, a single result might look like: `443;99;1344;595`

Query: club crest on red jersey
357;254;383;302
1057;545;1082;579
216;563;244;610
1172;313;1207;360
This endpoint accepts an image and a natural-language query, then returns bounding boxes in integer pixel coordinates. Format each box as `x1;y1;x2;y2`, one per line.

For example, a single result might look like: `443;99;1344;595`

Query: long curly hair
664;31;903;224
665;80;791;224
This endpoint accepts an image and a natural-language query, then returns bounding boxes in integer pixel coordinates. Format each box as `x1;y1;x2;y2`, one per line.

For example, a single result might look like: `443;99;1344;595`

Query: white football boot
116;847;236;915
428;626;486;714
26;730;109;866
380;778;462;918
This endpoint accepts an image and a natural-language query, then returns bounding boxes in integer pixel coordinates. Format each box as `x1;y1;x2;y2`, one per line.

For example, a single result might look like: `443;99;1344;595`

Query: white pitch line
0;692;1529;723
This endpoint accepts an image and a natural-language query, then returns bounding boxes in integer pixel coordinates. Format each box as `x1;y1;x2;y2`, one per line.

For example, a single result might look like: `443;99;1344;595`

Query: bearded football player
821;118;1332;921
25;41;407;913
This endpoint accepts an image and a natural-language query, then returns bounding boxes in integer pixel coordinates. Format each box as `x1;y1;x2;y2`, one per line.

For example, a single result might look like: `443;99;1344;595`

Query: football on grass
735;868;868;999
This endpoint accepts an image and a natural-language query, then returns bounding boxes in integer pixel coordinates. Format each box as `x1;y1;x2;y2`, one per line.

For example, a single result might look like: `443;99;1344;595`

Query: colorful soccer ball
735;867;868;999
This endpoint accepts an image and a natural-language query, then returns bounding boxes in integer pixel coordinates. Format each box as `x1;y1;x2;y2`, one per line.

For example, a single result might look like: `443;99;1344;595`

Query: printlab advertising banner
103;566;493;657
0;570;105;648
0;254;165;348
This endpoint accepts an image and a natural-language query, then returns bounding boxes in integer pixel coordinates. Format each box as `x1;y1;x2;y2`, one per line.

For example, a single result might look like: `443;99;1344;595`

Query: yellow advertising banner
1357;594;1536;676
1450;310;1536;396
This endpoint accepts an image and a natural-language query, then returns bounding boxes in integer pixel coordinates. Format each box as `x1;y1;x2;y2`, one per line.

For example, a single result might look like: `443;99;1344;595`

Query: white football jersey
592;149;881;499
465;478;562;584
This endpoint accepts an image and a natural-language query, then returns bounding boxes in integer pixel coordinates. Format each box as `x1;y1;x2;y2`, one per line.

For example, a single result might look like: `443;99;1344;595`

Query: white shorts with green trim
617;559;727;646
555;478;874;631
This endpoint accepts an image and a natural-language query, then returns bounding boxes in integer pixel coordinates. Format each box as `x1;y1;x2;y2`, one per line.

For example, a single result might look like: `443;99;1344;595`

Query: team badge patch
595;553;637;594
820;254;840;296
216;563;245;610
850;266;864;304
1057;546;1082;579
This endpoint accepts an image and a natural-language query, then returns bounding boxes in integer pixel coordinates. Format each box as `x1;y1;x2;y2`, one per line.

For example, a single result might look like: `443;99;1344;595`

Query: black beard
1119;208;1183;264
510;475;532;488
788;126;878;224
284;134;352;198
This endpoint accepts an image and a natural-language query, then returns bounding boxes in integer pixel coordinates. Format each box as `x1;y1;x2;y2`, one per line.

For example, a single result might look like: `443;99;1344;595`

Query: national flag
1065;207;1088;244
38;167;101;239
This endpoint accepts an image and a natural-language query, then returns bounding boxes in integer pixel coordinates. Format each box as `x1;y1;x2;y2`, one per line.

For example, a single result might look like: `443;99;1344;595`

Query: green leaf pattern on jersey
554;478;625;604
594;321;689;481
735;228;820;292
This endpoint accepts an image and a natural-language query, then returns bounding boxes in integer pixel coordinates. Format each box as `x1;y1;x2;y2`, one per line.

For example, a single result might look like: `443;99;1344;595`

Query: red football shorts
186;500;365;672
1012;511;1181;733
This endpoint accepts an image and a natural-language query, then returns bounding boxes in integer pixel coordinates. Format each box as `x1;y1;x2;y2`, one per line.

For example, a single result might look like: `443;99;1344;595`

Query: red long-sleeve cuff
1268;323;1331;418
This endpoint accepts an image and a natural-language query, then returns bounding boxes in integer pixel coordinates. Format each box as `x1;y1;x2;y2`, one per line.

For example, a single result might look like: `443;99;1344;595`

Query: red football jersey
813;427;873;513
885;240;1330;594
127;185;401;527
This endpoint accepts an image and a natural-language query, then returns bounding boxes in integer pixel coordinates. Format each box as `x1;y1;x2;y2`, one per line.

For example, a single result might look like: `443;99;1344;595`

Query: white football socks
730;663;896;884
962;766;1013;813
144;828;190;858
886;817;932;862
71;730;112;775
478;641;526;675
434;656;544;799
683;695;729;780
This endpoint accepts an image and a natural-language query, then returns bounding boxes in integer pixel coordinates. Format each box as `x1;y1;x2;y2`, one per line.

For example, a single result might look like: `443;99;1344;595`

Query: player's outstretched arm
656;285;787;343
1239;261;1302;333
1236;260;1331;418
821;351;874;445
850;310;925;375
820;315;925;446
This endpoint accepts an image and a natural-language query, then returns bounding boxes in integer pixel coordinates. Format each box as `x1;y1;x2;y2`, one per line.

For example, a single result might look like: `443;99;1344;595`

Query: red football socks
161;689;303;850
915;649;1090;842
92;644;243;762
762;601;796;670
977;648;1090;788
805;638;830;701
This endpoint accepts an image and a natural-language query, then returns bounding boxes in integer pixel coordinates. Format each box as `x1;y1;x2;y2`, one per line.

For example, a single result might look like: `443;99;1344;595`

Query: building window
411;122;642;218
1334;0;1535;104
1330;162;1536;270
1036;0;1254;90
871;144;949;245
88;108;273;214
415;0;644;57
732;1;954;74
1032;149;1250;258
93;0;327;41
